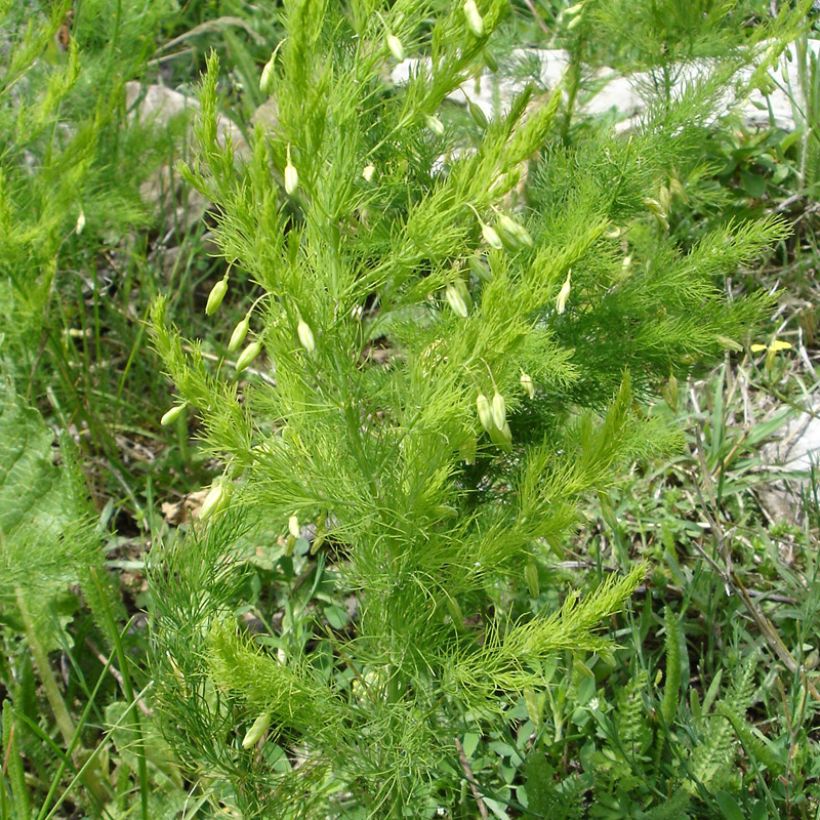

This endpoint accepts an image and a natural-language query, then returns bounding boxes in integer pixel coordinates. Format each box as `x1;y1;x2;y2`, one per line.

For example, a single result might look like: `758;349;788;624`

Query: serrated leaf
0;381;98;636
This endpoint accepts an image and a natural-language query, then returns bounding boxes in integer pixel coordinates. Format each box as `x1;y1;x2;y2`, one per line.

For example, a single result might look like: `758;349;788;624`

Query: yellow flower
751;338;792;370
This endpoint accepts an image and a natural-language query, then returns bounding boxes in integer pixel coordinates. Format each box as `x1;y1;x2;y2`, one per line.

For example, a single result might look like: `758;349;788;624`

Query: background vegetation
0;0;817;817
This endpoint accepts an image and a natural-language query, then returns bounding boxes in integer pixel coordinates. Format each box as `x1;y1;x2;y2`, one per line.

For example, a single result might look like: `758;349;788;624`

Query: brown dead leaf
161;489;209;526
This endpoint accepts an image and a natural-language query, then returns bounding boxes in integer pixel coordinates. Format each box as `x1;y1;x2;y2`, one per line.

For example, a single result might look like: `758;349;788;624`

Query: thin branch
454;737;489;820
85;639;153;717
522;0;551;35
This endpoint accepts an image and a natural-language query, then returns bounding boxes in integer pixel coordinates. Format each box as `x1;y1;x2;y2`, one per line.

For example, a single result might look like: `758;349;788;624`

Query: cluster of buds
560;1;587;31
476;390;512;447
469;205;533;254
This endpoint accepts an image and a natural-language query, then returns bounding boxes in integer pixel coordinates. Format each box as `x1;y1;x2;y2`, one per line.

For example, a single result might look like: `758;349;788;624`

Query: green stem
15;588;110;808
561;37;585;144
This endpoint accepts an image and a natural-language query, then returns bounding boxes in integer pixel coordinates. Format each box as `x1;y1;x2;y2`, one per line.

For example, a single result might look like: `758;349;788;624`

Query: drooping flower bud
199;478;229;521
643;197;669;230
445;284;468;318
463;0;484;37
228;316;250;353
260;53;276;95
556;270;571;315
297;319;315;353
661;373;678;412
386;33;405;61
205;276;229;316
476;393;493;432
669;176;686;200
425;114;445;136
362;164;376;182
75;208;86;235
566;11;584;30
520;372;535;399
160;403;187;427
235;340;262;373
482;222;503;251
284;145;298;196
497;214;533;249
716;335;743;352
489;420;512;449
525;559;540;598
288;514;300;539
466;98;488;128
242;711;272;749
468;255;492;283
491;391;506;429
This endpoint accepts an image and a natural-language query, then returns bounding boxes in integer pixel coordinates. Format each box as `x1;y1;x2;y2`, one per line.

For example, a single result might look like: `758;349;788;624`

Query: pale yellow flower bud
288;514;300;539
260;54;276;95
386;33;405;61
482;223;503;250
205;276;229;316
491;392;506;429
425;114;445;136
199;479;229;521
242;712;272;749
476;393;493;432
160;403;187;427
235;340;262;373
463;0;484;37
362;164;376;182
497;213;533;249
556;271;571;315
228;316;250;353
445;284;468;318
284;144;298;196
297;319;315;353
520;372;535;399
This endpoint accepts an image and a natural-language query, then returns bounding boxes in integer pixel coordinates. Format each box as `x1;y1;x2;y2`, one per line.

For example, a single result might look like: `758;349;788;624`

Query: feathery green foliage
144;1;795;813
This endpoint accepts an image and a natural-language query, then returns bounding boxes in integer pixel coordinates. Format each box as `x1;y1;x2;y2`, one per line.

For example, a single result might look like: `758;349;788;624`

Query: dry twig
454;737;489;819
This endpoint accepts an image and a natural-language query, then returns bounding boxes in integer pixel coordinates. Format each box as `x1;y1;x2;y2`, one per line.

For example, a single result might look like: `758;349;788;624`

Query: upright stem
561;37;585;144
